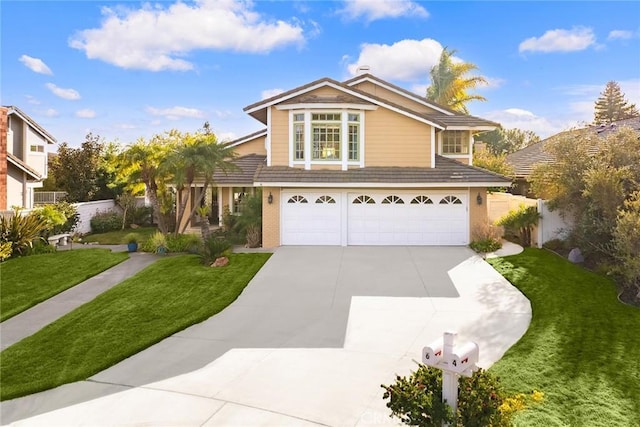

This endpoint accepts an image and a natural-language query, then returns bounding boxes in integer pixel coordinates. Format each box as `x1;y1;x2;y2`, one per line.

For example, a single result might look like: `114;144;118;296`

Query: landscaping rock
211;256;229;267
568;248;584;263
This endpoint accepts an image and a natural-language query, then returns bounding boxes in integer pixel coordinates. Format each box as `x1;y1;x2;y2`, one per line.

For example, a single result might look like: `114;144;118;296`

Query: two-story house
0;106;56;210
185;73;511;247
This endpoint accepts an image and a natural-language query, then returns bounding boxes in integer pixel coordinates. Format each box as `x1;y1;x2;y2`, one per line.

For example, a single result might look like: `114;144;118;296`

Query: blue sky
2;0;639;149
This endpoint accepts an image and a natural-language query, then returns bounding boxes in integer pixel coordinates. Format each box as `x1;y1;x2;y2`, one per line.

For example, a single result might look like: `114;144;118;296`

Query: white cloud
214;110;234;119
519;27;595;53
261;88;285;100
116;123;138;130
76;109;96;118
347;38;444;81
608;30;633;40
145;106;205;120
482;76;506;90
339;0;428;22
19;55;53;75
483;108;575;138
25;95;41;105
42;108;59;117
45;83;81;100
69;0;305;71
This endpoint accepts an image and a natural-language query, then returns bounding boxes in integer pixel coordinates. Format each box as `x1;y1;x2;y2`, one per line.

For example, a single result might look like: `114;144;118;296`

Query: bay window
442;130;469;154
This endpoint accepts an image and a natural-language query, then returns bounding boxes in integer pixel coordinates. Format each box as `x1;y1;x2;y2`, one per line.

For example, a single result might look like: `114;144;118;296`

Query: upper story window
312;113;342;160
291;110;363;166
442;130;469;155
293;114;305;161
348;114;359;161
30;144;45;153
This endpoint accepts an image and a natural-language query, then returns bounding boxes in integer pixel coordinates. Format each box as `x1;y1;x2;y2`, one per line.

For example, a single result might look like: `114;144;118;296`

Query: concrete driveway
2;246;531;426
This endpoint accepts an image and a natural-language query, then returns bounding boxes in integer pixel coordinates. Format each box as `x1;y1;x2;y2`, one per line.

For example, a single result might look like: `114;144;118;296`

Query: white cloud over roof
347;38;444;81
45;83;80;100
76;109;96;118
608;30;633;40
145;106;205;120
338;0;428;22
519;27;595;53
69;0;305;71
19;55;53;75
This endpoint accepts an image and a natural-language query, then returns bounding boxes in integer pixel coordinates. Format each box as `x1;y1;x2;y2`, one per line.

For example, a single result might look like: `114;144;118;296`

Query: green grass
488;248;640;426
0;249;129;322
81;227;158;244
0;252;271;401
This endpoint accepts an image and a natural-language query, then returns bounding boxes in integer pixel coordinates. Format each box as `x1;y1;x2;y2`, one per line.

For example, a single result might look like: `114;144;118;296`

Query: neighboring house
506;116;640;197
183;73;511;247
0;106;56;210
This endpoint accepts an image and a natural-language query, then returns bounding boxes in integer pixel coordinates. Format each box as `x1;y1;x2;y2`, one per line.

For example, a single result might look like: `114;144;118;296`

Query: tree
593;81;639;125
473;150;514;178
166;132;237;235
530;127;640;261
479;128;541;155
48;134;121;202
116;132;178;234
426;47;487;114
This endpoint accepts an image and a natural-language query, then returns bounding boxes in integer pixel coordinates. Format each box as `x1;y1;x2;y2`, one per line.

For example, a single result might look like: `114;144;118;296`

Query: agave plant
0;208;49;259
196;205;211;241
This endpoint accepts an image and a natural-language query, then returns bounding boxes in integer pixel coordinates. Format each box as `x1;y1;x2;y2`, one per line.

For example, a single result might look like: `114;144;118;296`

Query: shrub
382;364;511;427
131;206;153;227
124;233;140;244
24;240;57;256
32;205;66;238
497;205;540;247
202;235;231;264
469;238;502;254
51;201;79;235
0;209;49;259
141;231;167;254
166;233;201;253
235;191;262;248
90;211;123;234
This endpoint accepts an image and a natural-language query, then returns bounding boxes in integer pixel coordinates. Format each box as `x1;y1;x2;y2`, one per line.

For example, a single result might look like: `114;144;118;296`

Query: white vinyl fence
73;200;121;234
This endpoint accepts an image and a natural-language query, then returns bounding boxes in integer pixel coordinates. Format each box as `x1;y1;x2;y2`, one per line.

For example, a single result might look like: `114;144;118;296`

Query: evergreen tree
594;81;639;125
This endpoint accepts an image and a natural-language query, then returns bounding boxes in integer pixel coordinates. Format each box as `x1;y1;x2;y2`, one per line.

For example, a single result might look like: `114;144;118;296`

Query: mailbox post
422;332;479;415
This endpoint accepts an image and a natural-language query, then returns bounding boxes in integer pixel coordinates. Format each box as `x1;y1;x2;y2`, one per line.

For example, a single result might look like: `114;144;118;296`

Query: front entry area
280;190;469;246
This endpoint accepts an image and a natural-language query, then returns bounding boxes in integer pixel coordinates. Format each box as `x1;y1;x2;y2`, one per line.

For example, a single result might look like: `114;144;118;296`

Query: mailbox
449;341;479;374
422;338;444;367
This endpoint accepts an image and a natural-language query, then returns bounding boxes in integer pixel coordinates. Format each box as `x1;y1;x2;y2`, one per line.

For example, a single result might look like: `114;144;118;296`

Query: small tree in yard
234;190;262;248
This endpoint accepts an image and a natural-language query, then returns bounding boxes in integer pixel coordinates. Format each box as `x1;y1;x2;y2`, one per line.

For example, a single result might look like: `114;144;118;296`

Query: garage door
281;192;341;245
348;193;468;245
280;191;468;246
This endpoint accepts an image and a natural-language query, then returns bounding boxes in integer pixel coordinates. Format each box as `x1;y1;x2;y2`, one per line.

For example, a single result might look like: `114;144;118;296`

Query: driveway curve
2;246;531;426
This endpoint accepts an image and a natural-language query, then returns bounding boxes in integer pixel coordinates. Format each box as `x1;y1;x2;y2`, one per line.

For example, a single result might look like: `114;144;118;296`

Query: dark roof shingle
213;154;266;184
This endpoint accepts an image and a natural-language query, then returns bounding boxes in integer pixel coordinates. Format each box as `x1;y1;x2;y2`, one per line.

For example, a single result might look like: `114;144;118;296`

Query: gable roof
7;152;42;180
243;75;498;131
4;106;57;144
212;154;266;185
254;155;511;188
225;129;267;148
507;116;640;178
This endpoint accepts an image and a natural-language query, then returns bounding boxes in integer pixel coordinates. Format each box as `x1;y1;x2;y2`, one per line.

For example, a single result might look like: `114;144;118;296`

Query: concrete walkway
1;246;531;426
0;251;159;351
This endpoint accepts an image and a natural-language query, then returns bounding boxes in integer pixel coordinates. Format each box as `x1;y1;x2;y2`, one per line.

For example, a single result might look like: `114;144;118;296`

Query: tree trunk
180;180;210;234
146;182;167;234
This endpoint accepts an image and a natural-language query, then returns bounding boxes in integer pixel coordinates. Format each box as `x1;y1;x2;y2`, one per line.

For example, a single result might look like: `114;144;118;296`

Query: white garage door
280;190;468;246
348;193;468;245
281;192;341;245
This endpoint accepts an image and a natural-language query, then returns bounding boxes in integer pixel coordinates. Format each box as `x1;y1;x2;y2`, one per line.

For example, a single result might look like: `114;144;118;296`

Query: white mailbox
422;338;444;367
449;341;479;374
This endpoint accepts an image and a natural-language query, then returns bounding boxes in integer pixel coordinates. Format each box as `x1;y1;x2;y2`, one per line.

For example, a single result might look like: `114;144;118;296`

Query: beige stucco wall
7;166;25;208
365;108;432;167
469;187;489;242
232;136;266;157
261;186;280;248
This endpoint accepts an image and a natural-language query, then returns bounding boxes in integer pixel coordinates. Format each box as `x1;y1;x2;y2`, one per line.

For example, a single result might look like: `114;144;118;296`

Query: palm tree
167;133;238;235
426;47;487;114
117;131;178;234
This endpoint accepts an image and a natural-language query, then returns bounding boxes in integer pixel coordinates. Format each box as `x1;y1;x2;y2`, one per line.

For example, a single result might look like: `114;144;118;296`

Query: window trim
441;130;469;155
289;109;365;170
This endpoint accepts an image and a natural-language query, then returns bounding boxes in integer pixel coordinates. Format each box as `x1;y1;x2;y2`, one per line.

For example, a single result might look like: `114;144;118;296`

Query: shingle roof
428;113;498;128
254;155;511;186
213;154;266;184
7;153;42;180
506;116;640;178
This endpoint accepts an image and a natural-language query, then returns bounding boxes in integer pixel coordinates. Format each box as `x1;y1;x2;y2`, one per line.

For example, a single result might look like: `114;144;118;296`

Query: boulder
211;256;229;267
568;248;584;264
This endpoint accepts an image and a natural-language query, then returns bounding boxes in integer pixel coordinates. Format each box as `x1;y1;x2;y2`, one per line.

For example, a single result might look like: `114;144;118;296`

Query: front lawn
488;249;640;426
0;249;129;322
81;227;158;245
0;253;271;401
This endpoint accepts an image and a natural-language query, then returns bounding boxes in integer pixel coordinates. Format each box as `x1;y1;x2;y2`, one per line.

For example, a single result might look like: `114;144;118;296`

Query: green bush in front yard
90;211;123;234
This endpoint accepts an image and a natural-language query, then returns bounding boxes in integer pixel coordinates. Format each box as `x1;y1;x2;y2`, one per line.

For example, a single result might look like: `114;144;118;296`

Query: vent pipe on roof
356;65;371;75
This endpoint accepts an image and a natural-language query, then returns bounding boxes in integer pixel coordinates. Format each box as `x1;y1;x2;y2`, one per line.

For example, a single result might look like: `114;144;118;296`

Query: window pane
293;113;304;122
348;124;359;161
294;123;304;160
